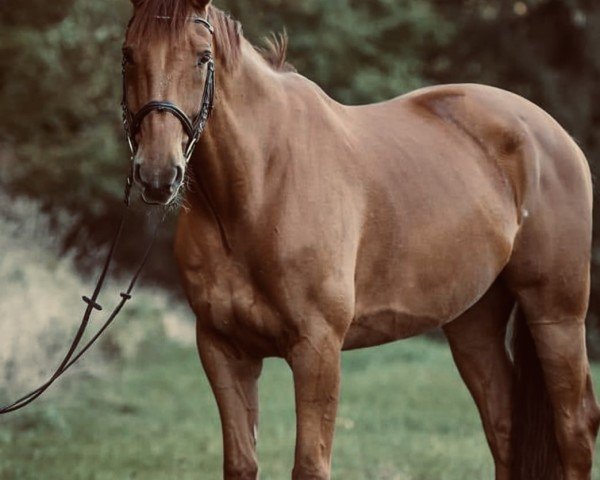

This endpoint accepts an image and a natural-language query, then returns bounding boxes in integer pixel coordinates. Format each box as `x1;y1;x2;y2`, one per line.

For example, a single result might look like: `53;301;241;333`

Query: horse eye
197;52;211;66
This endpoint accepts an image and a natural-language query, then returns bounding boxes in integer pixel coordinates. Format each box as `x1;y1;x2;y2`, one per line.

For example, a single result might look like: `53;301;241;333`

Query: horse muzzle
134;163;183;205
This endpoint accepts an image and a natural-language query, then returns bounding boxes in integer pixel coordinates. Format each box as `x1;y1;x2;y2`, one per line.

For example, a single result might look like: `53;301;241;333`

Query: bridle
121;14;231;251
121;16;215;163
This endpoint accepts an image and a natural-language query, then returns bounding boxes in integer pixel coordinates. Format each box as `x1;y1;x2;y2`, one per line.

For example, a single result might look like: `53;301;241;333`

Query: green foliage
0;0;131;216
0;0;75;28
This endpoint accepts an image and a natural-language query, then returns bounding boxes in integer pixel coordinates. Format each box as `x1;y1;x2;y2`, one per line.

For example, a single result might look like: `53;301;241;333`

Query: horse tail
511;305;563;479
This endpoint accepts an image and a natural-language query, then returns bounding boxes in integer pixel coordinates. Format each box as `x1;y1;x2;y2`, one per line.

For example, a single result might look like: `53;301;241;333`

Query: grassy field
1;335;600;480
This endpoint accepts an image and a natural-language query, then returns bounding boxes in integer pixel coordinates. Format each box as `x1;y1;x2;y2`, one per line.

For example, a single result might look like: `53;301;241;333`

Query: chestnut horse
123;1;599;478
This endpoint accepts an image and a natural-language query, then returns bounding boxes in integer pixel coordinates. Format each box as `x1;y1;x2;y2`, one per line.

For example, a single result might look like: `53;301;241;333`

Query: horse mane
257;31;296;73
128;1;294;72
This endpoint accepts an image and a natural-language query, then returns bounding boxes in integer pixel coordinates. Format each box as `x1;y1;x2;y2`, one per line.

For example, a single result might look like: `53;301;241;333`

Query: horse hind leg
508;283;600;480
443;280;514;480
504;191;600;479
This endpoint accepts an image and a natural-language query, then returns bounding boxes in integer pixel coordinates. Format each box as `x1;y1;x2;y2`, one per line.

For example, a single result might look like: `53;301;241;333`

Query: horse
122;0;600;478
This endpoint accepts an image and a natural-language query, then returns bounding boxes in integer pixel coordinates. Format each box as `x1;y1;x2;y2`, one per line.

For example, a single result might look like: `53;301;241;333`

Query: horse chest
180;256;286;353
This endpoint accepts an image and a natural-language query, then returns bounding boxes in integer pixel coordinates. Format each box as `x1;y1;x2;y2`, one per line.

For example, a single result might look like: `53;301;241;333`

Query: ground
1;336;599;480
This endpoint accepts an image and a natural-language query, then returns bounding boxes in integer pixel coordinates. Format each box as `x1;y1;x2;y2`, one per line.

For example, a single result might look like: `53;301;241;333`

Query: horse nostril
175;165;184;184
134;163;142;185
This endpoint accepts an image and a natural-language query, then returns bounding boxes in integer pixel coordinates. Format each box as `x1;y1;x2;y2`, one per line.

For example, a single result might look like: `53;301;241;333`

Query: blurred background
1;0;600;478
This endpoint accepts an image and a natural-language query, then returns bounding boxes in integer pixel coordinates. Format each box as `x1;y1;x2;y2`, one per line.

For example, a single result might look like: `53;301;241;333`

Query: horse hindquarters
504;136;600;479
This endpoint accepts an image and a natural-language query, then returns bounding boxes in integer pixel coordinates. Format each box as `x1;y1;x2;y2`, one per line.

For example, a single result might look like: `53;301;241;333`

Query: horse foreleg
443;282;514;480
287;321;344;480
196;324;263;480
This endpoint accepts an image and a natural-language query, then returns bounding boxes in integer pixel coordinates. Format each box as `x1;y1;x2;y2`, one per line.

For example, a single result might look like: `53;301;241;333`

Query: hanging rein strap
0;181;163;415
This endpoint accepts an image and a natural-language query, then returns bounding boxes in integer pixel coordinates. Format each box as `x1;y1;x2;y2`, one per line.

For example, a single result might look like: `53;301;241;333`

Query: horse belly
345;198;518;350
345;253;509;350
343;309;443;350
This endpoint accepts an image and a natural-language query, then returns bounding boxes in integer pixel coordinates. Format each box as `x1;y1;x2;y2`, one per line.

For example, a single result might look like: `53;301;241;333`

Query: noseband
121;17;215;162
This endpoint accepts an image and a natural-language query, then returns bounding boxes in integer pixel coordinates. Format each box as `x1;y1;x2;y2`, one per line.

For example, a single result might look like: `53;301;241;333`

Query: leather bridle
121;16;215;162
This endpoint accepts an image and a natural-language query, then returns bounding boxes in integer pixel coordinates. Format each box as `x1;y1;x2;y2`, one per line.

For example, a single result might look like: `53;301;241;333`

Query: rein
0;185;162;414
0;16;216;415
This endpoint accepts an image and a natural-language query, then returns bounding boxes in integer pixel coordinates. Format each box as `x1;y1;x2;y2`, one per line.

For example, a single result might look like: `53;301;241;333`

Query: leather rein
0;16;215;415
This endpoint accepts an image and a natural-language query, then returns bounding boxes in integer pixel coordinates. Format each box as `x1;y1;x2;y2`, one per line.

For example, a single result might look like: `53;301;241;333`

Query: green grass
1;336;600;480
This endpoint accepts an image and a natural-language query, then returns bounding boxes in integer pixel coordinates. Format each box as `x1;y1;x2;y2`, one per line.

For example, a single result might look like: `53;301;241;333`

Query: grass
2;336;600;480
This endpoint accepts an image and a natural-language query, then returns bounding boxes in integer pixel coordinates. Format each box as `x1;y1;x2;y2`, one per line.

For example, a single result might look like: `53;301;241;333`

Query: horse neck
189;41;286;223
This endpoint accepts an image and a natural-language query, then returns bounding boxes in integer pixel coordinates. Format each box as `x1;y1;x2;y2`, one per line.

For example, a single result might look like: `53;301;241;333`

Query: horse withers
122;0;600;478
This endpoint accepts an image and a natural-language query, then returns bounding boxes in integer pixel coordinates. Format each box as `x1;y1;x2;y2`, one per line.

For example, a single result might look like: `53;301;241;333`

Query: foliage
0;0;129;214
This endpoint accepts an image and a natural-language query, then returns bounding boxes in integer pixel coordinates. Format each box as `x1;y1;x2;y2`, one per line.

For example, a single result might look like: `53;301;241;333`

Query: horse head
122;0;215;205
